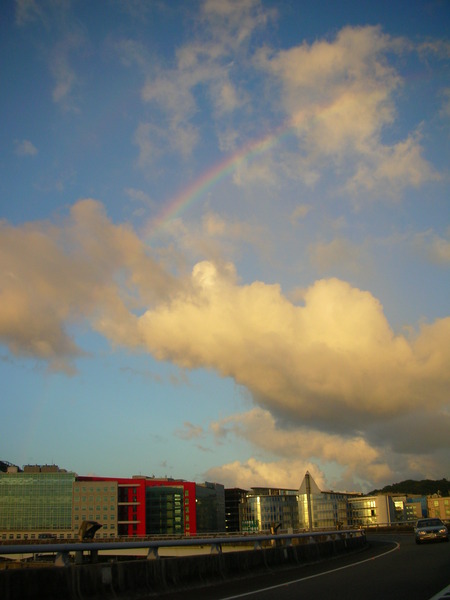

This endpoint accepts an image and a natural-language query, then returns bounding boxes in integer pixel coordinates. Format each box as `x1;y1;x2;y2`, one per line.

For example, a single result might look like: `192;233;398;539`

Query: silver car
414;518;448;544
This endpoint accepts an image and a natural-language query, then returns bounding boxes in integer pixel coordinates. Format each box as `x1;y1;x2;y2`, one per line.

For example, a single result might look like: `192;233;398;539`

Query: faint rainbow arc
146;120;296;237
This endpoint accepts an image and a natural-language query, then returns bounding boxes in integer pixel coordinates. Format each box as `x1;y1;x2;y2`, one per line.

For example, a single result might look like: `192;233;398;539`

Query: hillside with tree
368;479;449;496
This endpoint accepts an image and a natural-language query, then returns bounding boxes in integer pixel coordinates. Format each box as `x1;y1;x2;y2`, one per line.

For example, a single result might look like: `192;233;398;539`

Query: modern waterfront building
224;488;248;532
347;494;397;526
239;487;300;533
428;495;450;521
195;482;226;533
72;479;118;538
145;482;186;536
237;472;406;533
298;473;356;530
0;465;76;540
405;497;427;520
0;463;226;540
75;476;227;537
2;460;446;540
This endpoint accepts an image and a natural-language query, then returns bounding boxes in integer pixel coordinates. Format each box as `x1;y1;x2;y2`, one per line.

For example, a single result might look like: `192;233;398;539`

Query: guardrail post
54;551;70;567
210;543;222;554
147;547;159;560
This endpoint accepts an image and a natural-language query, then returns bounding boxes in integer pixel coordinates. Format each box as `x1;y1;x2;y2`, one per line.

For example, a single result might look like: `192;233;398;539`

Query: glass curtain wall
145;486;184;535
0;471;75;532
240;492;300;532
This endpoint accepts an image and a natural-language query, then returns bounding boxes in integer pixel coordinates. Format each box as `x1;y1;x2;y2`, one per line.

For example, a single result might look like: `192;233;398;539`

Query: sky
0;0;449;494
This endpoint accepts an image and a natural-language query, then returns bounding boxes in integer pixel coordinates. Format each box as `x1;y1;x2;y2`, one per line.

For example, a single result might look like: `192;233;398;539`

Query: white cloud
51;53;76;105
259;25;437;196
124;187;153;207
134;120;199;166
176;421;204;440
133;122;162;167
144;209;270;268
138;261;450;433
207;406;449;490
205;457;326;491
115;38;148;69
211;408;388;479
413;229;450;264
169;121;199;159
290;203;312;224
139;0;273;156
210;78;247;116
232;153;279;187
14;139;38;156
345;134;439;197
0;200;178;372
3;201;449;428
202;0;272;48
16;2;85;111
15;0;45;26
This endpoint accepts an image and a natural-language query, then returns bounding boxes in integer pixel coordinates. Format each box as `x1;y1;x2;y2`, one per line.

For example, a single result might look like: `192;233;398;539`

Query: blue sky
1;0;449;493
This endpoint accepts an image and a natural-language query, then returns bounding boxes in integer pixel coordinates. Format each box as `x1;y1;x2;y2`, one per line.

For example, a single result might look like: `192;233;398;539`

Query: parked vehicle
414;518;448;544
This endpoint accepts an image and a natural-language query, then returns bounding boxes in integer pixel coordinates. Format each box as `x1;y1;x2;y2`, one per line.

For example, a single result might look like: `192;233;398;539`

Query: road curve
156;533;450;600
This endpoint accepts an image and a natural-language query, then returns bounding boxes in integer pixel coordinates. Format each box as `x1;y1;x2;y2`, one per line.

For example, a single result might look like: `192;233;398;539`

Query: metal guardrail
0;529;365;566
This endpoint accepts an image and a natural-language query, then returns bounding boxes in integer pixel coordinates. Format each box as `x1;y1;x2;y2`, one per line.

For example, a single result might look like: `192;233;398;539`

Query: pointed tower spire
299;471;322;494
299;471;322;531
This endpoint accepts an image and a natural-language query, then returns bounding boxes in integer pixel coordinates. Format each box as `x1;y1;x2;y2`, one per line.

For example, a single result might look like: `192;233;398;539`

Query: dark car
414;518;448;544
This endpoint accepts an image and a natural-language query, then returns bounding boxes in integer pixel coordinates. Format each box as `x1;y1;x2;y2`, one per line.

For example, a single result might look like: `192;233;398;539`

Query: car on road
414;518;448;544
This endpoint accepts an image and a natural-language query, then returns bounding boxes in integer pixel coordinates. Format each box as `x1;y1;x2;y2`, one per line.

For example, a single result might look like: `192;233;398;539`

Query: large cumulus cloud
139;260;450;429
0;199;177;372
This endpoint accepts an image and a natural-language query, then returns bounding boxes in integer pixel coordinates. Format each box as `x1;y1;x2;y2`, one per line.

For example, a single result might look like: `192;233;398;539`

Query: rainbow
147;119;296;236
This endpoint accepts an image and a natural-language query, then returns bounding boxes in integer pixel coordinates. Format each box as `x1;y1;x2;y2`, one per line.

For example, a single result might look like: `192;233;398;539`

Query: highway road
157;534;450;600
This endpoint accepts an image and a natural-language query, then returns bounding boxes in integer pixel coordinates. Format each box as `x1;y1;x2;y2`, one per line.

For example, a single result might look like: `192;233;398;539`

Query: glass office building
239;474;363;533
298;489;351;530
240;488;300;532
347;494;396;526
145;485;184;535
195;482;226;533
225;488;248;532
297;472;362;530
0;467;76;539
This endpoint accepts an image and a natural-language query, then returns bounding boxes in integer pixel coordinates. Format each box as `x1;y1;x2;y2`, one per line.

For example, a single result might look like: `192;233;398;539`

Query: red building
77;476;197;536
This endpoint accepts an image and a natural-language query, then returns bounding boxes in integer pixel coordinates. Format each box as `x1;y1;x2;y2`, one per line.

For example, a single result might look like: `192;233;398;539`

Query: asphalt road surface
155;534;450;600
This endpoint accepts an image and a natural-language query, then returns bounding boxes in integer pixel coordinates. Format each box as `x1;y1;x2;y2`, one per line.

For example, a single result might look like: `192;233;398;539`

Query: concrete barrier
0;535;366;599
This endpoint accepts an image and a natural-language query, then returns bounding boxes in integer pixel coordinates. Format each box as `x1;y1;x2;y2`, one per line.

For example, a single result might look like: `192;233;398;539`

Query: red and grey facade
76;476;198;536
